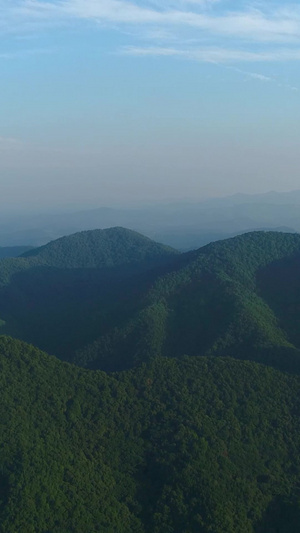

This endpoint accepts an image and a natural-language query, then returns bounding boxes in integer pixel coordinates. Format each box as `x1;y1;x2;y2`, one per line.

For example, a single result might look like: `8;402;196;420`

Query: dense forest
1;228;300;531
1;336;300;532
1;228;300;373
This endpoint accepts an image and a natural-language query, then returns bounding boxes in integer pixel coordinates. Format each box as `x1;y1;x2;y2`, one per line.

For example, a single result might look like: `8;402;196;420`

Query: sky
1;0;300;212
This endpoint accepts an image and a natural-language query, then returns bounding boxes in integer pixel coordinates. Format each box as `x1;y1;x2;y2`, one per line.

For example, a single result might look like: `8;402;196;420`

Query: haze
1;0;300;213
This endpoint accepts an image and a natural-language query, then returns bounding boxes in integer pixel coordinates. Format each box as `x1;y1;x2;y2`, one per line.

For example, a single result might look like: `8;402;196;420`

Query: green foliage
1;336;300;531
76;232;300;373
20;227;177;269
3;231;300;531
1;229;300;375
0;228;178;359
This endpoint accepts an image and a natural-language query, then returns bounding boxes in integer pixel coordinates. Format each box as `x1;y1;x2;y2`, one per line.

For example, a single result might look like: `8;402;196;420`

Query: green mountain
1;335;300;533
20;227;177;269
1;229;300;375
75;231;300;373
0;227;176;288
0;228;178;358
2;230;300;531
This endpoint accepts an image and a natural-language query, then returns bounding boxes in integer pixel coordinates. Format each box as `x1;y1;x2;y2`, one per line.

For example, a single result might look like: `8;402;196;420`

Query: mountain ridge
20;226;178;268
1;189;300;249
74;231;300;373
1;229;300;375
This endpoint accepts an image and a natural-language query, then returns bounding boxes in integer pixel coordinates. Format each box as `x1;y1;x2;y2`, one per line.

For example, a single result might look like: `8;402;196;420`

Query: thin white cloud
121;45;300;63
226;64;299;91
245;72;271;81
62;2;300;43
2;0;300;43
1;0;300;77
121;45;300;90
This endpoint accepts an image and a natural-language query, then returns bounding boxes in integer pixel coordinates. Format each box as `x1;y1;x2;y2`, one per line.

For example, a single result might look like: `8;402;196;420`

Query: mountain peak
21;227;178;269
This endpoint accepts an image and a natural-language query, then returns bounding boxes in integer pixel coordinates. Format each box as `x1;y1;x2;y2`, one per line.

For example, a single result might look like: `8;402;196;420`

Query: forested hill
1;229;300;374
20;227;177;268
0;227;177;288
1;335;300;533
75;231;300;373
0;228;179;358
2;232;300;531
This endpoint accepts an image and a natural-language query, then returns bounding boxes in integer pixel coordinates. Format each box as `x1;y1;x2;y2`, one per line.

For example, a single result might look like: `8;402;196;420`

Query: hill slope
20;227;177;269
75;231;300;373
0;228;178;358
1;335;300;532
1;229;300;374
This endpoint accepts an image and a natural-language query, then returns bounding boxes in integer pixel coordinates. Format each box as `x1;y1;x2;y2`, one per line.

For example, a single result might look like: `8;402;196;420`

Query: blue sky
1;0;300;211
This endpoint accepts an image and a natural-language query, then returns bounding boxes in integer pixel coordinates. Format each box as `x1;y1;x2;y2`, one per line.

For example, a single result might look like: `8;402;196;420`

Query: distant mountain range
0;189;300;249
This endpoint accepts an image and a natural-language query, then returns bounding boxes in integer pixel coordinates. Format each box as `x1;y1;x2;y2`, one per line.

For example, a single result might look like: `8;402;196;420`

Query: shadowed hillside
0;228;179;358
1;229;300;374
75;232;300;373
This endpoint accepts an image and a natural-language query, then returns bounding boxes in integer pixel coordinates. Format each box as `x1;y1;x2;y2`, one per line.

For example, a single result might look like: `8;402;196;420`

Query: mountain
0;228;178;358
151;226;297;251
2;229;300;531
74;231;300;373
1;335;300;532
20;227;177;269
0;226;177;285
1;228;300;376
0;190;300;249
